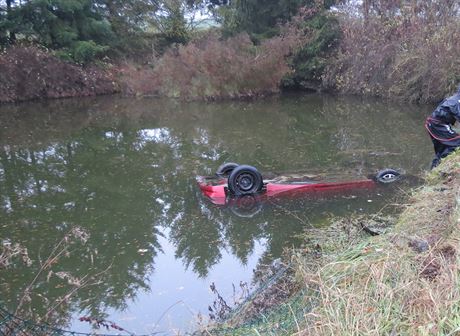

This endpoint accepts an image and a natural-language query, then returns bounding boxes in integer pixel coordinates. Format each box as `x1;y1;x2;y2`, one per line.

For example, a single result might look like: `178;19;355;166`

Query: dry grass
296;151;460;335
0;241;31;269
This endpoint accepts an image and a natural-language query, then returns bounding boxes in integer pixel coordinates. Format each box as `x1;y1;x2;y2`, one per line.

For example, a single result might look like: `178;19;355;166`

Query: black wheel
375;169;401;184
228;165;263;196
229;195;263;218
216;162;239;177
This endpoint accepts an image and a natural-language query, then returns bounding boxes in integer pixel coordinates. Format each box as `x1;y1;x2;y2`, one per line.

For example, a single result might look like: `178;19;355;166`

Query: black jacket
431;93;460;125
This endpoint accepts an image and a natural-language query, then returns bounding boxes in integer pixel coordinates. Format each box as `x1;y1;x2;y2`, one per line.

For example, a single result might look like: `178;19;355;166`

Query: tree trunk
6;0;16;43
363;0;370;21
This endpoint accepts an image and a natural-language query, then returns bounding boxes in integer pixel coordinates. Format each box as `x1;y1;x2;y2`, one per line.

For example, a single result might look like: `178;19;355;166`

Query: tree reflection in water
0;94;430;329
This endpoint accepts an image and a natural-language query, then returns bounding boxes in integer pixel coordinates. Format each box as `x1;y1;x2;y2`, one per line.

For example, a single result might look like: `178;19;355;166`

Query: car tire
216;162;239;177
375;169;401;184
228;165;263;196
229;195;263;218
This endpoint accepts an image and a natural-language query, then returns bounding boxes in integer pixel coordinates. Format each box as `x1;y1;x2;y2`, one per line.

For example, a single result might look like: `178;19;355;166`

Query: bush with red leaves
0;46;119;103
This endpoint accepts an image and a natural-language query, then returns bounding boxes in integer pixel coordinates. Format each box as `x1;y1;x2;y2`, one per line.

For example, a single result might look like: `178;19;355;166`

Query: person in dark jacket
425;86;460;169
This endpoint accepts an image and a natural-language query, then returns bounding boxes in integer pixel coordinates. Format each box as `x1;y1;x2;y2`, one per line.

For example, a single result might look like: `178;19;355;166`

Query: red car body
197;174;379;206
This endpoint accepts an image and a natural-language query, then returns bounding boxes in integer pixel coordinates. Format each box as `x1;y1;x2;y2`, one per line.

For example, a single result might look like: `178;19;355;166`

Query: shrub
150;31;302;100
116;62;158;97
0;46;118;103
323;1;460;103
71;40;108;65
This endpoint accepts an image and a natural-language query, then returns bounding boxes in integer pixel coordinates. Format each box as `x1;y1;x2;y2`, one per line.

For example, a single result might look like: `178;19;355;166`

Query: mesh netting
0;306;154;336
1;264;311;336
199;292;311;336
0;306;81;336
194;264;316;336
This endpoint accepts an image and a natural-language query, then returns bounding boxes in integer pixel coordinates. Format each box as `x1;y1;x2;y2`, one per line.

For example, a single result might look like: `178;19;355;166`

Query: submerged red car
197;163;402;208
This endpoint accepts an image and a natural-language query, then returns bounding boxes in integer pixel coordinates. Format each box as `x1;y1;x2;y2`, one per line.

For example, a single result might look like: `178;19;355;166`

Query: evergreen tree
282;10;340;91
0;0;193;59
0;0;18;44
2;0;113;62
212;0;336;40
206;0;340;90
95;0;160;55
156;0;190;44
102;0;159;33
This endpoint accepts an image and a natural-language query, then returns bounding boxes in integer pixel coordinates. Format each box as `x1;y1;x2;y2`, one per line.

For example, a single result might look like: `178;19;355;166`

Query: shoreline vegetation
205;151;460;335
301;150;460;335
1;1;458;104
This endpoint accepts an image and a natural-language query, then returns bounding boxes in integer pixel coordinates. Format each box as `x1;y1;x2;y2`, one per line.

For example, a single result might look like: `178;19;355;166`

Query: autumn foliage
0;46;118;103
1;1;459;104
323;0;460;103
149;32;302;100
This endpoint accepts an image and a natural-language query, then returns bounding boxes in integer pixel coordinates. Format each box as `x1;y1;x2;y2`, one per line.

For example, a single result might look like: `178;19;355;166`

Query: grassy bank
299;152;460;335
208;152;460;335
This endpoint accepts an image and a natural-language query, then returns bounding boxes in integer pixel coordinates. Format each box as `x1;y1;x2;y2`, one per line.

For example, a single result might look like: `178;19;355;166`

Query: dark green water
0;94;432;334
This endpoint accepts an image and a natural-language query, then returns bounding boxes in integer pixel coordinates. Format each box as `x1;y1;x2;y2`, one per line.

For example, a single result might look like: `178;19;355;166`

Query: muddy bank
0;47;119;103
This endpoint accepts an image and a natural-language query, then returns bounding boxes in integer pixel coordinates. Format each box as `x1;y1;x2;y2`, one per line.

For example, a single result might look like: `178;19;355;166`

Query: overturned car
197;163;402;217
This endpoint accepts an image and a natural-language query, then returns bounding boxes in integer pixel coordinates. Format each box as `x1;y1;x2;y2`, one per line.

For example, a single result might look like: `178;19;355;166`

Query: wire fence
0;306;83;336
199;291;312;336
0;306;155;336
1;264;312;336
194;263;316;336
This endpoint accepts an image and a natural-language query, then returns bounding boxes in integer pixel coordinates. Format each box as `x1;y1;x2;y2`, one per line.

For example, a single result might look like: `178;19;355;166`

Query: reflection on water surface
0;94;431;334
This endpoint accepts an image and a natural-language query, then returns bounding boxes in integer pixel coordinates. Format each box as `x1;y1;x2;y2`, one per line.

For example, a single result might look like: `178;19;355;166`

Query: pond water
0;94;432;334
